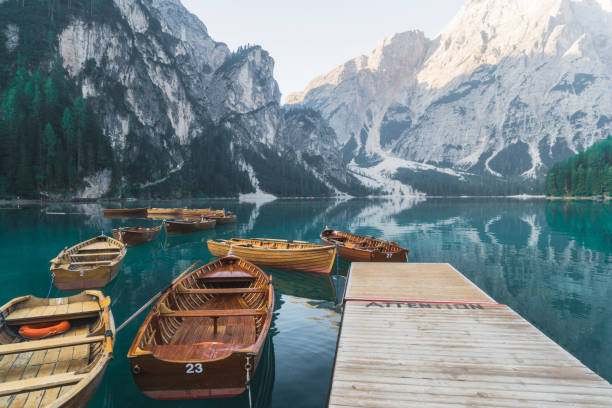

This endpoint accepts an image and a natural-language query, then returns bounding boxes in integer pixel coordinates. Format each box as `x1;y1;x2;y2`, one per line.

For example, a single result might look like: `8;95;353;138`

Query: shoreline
1;194;609;205
546;195;611;201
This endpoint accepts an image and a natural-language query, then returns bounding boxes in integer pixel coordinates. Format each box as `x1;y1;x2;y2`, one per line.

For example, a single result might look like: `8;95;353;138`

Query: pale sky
181;0;467;100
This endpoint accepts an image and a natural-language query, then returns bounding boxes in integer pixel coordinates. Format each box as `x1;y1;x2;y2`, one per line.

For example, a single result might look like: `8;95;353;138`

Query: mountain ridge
287;0;612;195
0;0;364;199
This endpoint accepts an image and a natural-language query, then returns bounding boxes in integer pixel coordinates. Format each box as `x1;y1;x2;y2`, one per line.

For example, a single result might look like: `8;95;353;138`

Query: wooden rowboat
0;290;115;408
181;208;214;217
103;208;148;217
207;238;336;274
147;208;185;219
163;218;216;235
320;228;408;262
203;213;237;225
112;225;162;248
127;255;274;399
183;209;237;225
50;235;126;290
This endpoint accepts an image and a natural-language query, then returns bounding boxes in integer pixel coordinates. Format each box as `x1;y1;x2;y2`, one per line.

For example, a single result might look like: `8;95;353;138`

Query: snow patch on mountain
238;159;276;201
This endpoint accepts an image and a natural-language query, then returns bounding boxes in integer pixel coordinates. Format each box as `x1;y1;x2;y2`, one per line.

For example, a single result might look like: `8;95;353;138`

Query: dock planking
329;263;612;407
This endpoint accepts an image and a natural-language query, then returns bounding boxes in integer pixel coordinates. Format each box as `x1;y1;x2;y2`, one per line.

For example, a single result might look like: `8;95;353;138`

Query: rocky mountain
287;0;612;195
0;0;363;199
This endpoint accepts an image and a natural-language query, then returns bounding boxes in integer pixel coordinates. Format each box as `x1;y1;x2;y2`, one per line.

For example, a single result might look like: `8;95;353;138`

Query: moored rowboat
112;225;162;248
163;218;216;235
207;238;336;274
127;255;274;399
50;235;126;290
147;208;185;218
320;228;408;262
103;208;148;217
182;209;237;225
203;213;237;225
0;291;115;408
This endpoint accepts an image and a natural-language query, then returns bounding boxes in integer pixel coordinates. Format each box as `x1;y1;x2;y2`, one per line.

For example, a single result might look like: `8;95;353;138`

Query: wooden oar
116;260;200;334
98;296;114;359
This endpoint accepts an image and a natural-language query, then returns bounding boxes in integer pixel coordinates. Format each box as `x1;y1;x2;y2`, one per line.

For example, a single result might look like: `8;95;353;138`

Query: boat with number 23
127;255;274;399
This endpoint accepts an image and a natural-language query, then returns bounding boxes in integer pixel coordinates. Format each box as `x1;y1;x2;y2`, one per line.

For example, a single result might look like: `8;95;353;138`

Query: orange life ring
19;321;70;339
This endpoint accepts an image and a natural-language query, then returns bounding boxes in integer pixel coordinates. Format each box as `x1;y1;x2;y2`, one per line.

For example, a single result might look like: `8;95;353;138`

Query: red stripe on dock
344;297;503;305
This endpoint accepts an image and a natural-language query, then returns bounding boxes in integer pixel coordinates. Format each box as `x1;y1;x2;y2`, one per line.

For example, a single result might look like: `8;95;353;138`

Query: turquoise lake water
0;198;610;407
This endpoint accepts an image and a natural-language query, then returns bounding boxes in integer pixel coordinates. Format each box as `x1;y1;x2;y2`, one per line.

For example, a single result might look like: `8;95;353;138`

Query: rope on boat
0;309;25;341
245;354;253;408
46;273;55;298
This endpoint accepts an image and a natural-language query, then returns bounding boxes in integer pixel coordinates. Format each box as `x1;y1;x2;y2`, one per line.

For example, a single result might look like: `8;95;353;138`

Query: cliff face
287;0;612;194
0;0;363;198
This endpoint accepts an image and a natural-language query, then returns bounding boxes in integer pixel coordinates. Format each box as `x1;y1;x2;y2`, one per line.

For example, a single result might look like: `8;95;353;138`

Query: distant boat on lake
112;225;162;247
103;208;148;217
320;228;408;262
164;218;216;235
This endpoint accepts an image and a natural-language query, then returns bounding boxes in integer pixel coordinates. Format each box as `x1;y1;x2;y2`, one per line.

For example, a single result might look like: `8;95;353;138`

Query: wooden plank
0;336;104;356
71;252;121;257
6;310;99;325
159;309;266;318
177;288;266;295
81;301;101;313
345;262;493;303
69;260;112;265
329;263;612;408
0;372;86;397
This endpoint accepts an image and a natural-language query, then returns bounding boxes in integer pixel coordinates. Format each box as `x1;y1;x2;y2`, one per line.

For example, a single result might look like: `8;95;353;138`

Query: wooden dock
328;263;612;407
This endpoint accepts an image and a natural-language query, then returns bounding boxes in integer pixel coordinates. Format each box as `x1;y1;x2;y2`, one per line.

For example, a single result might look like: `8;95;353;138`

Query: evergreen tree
42;122;56;185
545;135;612;196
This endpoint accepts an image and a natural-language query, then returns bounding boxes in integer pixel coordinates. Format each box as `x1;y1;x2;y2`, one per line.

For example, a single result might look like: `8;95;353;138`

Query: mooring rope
245;354;253;408
0;309;25;340
46;272;55;298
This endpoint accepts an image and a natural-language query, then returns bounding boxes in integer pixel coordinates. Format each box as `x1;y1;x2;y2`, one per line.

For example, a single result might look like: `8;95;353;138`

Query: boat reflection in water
270;268;344;304
162;228;222;250
250;336;275;408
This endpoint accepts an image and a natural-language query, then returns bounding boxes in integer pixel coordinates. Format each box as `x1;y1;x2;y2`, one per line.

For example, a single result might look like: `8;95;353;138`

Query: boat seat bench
5;302;101;325
159;308;266;335
69;260;113;265
177;288;266;295
159;309;266;318
71;252;122;257
0;372;87;397
0;335;105;356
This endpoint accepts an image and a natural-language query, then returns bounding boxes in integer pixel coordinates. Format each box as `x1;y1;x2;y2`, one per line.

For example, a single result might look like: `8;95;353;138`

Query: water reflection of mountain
383;198;611;383
545;201;612;254
242;197;424;244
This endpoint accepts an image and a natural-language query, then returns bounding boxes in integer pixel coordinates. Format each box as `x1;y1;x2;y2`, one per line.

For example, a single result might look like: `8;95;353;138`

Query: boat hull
147;208;185;218
164;219;216;235
207;240;336;274
103;208;148;217
112;226;161;247
320;229;408;263
0;291;115;408
60;361;109;408
53;260;124;290
205;214;237;225
129;348;264;400
127;256;274;400
321;237;408;262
